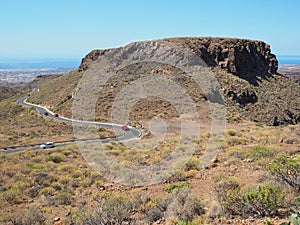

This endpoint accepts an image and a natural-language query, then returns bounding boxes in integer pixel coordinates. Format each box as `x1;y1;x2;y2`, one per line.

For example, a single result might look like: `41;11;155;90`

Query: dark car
121;125;129;131
54;113;59;117
44;112;49;116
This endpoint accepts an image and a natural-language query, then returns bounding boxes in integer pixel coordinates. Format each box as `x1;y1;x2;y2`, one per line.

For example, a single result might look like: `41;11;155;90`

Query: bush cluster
213;175;286;217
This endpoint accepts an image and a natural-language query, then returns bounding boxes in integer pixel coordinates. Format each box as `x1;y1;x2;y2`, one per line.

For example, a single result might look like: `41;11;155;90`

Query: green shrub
225;136;248;146
213;175;286;217
176;222;198;225
98;127;105;132
213;175;242;215
80;178;91;188
46;153;66;163
184;157;200;171
268;156;300;193
226;147;243;159
14;181;30;191
27;162;45;170
39;187;56;197
242;184;286;217
58;163;76;172
244;146;274;161
226;129;237;136
59;176;71;186
56;188;74;205
62;149;73;156
165;182;191;193
0;187;21;204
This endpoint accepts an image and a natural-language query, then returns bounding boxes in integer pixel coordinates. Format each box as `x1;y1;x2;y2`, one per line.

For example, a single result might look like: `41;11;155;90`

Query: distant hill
28;37;300;125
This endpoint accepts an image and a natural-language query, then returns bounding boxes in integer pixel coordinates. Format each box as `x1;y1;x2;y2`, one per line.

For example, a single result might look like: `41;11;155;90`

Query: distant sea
0;58;81;69
277;55;300;65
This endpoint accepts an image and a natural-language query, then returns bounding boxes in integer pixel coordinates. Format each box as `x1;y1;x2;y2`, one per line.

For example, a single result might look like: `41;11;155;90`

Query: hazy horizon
0;55;299;70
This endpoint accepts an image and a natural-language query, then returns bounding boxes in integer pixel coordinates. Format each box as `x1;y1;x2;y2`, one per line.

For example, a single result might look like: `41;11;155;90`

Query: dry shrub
166;187;205;222
10;205;46;225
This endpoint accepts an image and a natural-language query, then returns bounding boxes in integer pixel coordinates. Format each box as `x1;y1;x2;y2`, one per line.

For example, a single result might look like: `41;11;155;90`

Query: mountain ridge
28;37;300;125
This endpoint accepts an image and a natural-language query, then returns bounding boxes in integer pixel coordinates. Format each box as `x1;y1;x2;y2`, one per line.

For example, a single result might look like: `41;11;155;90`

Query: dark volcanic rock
164;37;278;83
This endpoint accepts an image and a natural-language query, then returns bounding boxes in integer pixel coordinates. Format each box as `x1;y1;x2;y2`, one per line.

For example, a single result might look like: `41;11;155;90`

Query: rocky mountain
29;37;300;125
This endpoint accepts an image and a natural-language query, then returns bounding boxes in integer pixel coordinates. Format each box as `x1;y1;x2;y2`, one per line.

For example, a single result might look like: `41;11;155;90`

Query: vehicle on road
44;112;49;116
121;125;129;131
54;113;59;117
40;142;55;149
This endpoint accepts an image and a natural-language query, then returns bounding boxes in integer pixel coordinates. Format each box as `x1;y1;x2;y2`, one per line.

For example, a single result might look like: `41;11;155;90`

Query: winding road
1;89;141;153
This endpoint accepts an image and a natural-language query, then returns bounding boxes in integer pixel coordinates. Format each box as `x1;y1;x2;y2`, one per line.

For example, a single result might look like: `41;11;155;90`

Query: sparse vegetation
213;175;286;217
165;182;192;193
268;156;300;193
10;205;46;225
244;145;275;161
0;85;299;224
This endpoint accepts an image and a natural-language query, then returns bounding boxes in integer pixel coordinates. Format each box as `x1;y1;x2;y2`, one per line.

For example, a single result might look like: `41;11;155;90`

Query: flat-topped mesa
79;37;278;80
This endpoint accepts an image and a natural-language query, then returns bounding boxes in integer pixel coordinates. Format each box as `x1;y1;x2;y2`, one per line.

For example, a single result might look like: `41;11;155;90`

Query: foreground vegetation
0;123;299;224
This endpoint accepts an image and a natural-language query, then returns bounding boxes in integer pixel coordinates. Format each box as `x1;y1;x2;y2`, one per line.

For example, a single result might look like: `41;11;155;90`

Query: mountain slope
29;37;300;125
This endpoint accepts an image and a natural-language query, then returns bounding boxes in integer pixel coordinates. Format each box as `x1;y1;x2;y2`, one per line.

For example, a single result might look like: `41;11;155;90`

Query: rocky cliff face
79;37;278;80
79;49;109;71
165;38;278;80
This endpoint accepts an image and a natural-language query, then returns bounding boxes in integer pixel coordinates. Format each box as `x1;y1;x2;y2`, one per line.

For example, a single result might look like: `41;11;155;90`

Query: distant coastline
277;55;300;65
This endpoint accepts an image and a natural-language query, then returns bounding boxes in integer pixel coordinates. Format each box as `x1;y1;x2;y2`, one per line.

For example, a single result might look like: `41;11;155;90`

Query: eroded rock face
164;37;278;80
79;49;109;71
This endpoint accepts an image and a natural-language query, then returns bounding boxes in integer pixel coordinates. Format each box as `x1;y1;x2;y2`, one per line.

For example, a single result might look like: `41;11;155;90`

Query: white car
40;142;55;149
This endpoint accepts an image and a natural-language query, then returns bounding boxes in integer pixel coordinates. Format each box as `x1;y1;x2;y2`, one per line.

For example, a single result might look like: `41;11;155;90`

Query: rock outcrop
79;49;109;71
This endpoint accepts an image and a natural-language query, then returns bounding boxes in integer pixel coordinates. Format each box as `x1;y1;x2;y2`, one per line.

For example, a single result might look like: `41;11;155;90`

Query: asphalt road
1;90;141;153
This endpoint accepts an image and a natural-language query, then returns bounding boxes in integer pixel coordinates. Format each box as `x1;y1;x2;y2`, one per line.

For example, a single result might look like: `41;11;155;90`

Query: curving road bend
2;89;141;153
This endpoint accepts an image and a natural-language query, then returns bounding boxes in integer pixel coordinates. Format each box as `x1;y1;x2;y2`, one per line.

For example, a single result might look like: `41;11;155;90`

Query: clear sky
0;0;299;60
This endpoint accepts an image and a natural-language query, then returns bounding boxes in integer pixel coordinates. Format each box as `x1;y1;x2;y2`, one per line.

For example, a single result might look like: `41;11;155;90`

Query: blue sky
0;0;299;60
